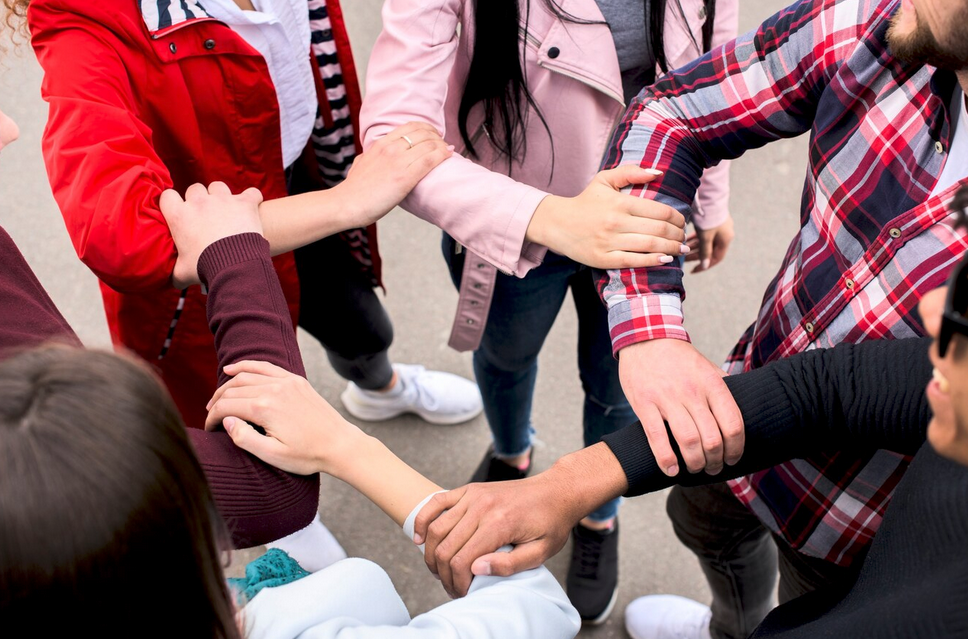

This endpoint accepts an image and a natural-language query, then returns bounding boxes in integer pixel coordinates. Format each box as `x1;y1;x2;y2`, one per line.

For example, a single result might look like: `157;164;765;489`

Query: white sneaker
625;595;713;639
340;363;483;425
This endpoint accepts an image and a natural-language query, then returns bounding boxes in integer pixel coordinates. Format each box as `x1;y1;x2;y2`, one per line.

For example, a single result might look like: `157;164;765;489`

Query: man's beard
887;6;968;71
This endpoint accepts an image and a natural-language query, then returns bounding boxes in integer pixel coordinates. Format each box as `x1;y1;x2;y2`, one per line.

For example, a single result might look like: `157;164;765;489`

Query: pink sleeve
359;0;548;276
686;0;737;230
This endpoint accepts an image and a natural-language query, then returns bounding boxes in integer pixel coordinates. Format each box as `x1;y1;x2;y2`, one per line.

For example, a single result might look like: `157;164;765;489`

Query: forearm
259;188;359;256
198;234;305;383
606;337;933;496
329;433;442;527
536;442;629;525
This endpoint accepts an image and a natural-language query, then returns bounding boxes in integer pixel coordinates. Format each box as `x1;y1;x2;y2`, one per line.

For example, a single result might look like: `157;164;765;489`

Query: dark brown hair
0;346;241;637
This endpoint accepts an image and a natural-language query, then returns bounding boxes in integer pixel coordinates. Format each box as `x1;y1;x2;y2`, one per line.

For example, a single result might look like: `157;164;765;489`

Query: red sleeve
30;2;177;293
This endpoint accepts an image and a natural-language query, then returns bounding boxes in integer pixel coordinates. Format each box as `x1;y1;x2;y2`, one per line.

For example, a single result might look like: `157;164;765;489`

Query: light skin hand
619;339;745;476
259;121;453;254
525;165;688;269
685;215;735;273
412;442;628;597
159;182;264;289
205;360;441;526
204;360;361;475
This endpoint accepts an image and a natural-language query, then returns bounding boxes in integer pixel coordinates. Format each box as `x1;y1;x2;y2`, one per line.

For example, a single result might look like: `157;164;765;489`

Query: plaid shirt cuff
607;293;690;356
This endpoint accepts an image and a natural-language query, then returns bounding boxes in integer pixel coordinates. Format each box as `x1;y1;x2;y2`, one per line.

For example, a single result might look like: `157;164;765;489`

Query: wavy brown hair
1;0;30;54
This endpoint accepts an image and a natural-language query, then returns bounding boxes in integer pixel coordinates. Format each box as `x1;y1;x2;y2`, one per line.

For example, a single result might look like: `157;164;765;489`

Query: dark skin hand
412;442;629;597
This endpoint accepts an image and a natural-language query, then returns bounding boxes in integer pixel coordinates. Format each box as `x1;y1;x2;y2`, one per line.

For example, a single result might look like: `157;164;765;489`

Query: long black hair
458;0;717;170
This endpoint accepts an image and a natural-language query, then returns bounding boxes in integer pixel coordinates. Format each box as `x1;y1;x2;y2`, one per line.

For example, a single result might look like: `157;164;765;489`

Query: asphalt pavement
0;1;803;636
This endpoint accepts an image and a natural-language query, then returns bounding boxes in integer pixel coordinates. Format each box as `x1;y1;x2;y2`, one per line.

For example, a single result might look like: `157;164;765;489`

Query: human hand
618;339;744;475
159;182;264;288
204;360;364;475
332;121;453;228
412;474;578;598
686;215;735;273
525;165;687;269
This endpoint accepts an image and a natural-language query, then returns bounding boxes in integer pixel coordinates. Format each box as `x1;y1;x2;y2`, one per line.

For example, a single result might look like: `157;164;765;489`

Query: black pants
294;234;394;390
666;483;861;639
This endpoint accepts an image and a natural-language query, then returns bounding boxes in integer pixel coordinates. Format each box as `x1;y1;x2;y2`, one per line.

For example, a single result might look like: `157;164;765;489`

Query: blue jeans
443;235;634;522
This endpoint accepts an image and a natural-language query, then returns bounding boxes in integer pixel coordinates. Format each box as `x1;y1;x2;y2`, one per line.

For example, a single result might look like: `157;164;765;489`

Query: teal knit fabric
229;548;311;606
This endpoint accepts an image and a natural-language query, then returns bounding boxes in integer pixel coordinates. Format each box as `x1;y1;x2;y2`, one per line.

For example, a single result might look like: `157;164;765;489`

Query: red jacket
29;0;366;428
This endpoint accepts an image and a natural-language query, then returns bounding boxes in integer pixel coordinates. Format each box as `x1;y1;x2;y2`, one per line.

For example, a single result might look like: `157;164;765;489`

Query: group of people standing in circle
2;0;968;637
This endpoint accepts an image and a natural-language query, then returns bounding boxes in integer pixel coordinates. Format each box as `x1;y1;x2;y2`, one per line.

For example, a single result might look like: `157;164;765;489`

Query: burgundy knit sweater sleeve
0;227;80;354
197;233;305;383
187;233;318;547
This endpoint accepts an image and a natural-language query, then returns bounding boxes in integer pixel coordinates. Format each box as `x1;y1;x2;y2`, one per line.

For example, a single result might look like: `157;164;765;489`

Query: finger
206;371;278;410
625;199;686;230
708;380;745;466
424;503;468;584
612;234;690;258
159;189;185;219
597;251;680;270
395;121;441;136
431;514;481;597
207;181;231;196
240;186;265;205
223;416;287;462
205;397;267;432
406;143;454;179
392;128;442;150
414;488;465;545
598;164;664;190
205;373;279;410
635;403;680;476
223;360;291;378
184;182;209;201
664;403;706;473
686;402;724;475
471;540;550;578
709;236;732;269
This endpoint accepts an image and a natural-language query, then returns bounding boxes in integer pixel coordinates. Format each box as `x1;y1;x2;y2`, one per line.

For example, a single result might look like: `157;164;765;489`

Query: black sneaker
566;519;619;625
470;446;532;483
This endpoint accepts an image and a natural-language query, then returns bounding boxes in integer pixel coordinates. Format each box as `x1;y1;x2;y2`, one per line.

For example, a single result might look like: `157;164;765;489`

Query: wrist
544;443;628;523
314;424;375;479
525;194;564;247
327;181;367;232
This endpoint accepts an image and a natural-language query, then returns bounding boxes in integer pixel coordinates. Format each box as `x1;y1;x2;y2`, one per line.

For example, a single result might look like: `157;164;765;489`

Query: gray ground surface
0;1;802;635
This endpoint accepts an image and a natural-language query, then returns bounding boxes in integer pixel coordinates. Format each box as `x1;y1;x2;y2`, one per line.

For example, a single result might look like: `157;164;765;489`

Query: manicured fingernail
701;259;710;270
446;145;455;151
659;255;675;264
680;244;691;255
413;533;424;544
644;168;663;176
224;417;235;433
666;464;679;475
477;561;492;576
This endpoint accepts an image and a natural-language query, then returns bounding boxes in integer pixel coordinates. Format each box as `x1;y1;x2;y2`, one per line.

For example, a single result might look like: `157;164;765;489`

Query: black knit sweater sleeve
604;337;934;496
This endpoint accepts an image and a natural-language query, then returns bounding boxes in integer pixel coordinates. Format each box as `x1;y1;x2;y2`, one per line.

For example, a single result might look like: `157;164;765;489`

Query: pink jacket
361;0;738;351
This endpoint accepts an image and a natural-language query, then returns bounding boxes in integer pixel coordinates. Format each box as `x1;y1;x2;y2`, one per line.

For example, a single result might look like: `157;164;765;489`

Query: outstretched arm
413;336;934;596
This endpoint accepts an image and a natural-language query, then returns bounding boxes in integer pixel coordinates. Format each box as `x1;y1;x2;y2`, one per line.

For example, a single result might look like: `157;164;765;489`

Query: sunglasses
937;187;968;358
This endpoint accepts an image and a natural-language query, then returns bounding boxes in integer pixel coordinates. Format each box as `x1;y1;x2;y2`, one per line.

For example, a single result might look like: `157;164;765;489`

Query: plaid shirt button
889;228;902;239
935;140;945;154
805;321;815;333
845;278;855;289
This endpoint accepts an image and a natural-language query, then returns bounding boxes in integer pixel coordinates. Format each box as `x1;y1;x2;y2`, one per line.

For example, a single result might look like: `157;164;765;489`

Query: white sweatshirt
241;495;581;639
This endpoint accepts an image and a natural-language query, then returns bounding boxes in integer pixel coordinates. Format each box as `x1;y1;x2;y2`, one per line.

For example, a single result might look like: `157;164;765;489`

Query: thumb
597;165;663;190
471;541;549;577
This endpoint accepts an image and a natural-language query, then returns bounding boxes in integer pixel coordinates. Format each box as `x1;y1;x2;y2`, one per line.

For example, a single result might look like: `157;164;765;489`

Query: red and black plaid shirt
598;0;968;565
